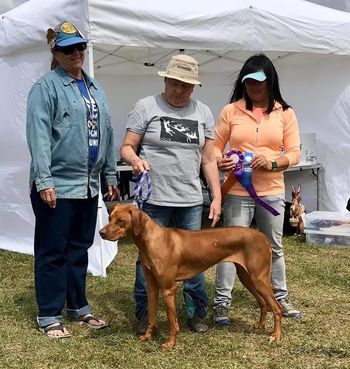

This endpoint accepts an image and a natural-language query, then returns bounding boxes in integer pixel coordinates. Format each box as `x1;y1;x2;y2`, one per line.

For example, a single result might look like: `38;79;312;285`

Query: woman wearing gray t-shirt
120;54;221;336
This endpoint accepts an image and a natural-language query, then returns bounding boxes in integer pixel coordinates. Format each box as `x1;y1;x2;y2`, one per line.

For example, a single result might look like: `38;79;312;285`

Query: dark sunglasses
55;43;87;55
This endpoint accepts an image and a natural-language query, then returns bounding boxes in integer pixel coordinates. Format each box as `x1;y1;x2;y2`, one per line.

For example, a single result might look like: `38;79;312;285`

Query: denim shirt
26;66;117;198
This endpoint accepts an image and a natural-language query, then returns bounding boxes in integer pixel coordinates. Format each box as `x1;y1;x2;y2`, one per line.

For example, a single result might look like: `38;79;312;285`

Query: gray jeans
214;194;288;308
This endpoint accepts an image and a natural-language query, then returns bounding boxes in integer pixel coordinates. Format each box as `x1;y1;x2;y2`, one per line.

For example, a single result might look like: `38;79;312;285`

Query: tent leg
88;43;106;277
97;192;106;277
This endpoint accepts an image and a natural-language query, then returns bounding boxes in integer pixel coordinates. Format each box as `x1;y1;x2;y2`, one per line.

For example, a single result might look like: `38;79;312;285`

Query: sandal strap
43;323;64;333
80;314;101;324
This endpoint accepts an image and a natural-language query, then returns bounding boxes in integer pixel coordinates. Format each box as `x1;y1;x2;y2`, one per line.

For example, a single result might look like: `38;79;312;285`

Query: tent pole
88;43;106;278
87;43;95;78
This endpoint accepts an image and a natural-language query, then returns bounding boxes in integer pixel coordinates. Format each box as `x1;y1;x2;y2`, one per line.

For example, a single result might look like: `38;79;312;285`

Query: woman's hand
250;154;270;170
120;131;150;175
217;154;241;173
208;197;222;228
107;185;121;201
40;188;56;208
130;158;150;175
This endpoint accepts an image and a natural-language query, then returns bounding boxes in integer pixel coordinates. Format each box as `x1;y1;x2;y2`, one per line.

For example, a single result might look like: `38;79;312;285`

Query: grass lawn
0;235;349;369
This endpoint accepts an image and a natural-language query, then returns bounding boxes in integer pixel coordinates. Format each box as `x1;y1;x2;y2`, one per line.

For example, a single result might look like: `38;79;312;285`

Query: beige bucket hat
157;54;201;85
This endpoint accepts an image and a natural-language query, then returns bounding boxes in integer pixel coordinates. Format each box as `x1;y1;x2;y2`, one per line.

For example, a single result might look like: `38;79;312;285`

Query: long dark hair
50;54;59;70
230;53;290;113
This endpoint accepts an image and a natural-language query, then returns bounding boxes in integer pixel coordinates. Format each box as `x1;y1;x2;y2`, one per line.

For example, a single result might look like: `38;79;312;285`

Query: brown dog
99;204;282;349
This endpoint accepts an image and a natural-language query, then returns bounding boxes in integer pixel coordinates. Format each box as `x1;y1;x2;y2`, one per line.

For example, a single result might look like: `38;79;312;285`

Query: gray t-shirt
126;94;214;206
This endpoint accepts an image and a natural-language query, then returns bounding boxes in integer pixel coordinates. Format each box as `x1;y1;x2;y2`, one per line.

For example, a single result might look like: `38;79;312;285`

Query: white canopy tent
1;0;350;275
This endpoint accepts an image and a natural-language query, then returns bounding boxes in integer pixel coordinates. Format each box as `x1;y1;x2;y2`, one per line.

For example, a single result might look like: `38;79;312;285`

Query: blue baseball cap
242;70;267;82
49;22;87;48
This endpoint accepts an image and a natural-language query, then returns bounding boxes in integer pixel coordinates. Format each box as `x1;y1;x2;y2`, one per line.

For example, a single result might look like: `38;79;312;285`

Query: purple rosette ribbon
226;150;280;216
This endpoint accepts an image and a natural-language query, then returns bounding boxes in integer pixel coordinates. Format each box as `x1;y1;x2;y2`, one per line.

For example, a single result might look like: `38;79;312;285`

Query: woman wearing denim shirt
26;22;119;338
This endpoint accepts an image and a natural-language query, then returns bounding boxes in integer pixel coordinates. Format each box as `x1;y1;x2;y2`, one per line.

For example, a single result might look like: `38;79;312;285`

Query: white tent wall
97;52;350;212
278;54;350;211
0;48;47;255
1;0;350;270
0;47;117;276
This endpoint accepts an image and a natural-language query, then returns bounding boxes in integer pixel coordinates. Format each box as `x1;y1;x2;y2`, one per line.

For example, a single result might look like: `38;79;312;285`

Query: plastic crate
305;211;350;247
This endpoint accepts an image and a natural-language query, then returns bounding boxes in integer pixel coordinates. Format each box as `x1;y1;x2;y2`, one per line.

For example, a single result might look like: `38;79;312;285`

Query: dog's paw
268;334;281;344
255;322;266;330
161;340;176;349
139;334;151;342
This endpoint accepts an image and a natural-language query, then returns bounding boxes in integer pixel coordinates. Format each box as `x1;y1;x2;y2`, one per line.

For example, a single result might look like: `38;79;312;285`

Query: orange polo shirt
214;99;301;196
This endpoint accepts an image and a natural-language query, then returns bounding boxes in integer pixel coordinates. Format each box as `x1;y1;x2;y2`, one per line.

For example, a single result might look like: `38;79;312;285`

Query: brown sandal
39;323;72;339
75;314;108;329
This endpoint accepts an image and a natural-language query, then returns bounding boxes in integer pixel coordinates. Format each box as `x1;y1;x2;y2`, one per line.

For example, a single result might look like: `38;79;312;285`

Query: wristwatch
271;161;278;171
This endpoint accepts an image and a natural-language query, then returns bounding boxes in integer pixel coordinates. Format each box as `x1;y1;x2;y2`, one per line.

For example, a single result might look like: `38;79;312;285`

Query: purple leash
227;150;280;216
132;170;152;209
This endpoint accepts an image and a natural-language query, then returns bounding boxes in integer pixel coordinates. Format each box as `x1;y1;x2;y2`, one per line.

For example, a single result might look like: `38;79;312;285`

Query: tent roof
89;0;350;53
1;0;350;58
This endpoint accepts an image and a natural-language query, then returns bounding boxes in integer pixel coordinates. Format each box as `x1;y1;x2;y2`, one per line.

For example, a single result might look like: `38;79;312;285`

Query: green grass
0;236;349;369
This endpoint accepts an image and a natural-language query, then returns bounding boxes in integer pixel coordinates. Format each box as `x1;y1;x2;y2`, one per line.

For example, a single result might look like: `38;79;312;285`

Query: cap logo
177;64;192;72
60;22;77;34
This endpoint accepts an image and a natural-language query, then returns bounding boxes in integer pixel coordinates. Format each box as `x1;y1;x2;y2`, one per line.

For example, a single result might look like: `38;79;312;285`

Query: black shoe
188;313;208;333
136;314;148;335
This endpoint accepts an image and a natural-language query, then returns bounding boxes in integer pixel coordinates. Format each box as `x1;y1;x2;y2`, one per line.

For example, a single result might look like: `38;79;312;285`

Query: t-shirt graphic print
159;116;199;144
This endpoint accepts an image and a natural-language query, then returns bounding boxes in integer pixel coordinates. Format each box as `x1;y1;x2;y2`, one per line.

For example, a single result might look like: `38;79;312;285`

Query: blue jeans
30;186;97;328
214;194;288;309
134;203;208;320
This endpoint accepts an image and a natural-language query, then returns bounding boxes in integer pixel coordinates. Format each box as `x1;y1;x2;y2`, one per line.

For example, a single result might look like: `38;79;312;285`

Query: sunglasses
55;43;87;55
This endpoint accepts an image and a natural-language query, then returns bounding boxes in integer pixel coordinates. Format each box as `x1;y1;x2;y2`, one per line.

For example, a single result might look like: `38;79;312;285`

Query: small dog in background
290;184;306;235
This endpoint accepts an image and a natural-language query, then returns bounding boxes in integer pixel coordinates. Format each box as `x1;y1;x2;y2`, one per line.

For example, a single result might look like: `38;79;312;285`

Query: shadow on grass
11;287;38;328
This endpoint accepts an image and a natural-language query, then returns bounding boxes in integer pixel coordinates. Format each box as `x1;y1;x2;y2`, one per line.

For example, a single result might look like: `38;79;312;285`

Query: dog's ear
105;201;119;214
129;208;148;236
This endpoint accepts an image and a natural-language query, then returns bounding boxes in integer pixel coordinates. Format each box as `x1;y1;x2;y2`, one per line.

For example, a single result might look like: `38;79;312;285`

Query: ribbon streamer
222;150;280;216
242;152;254;188
132;170;152;209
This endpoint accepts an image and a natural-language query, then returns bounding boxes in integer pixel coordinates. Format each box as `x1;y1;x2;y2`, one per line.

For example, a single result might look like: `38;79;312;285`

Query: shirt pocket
53;103;78;128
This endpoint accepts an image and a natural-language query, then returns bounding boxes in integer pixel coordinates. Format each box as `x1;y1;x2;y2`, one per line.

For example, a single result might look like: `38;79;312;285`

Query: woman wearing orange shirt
213;54;302;325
